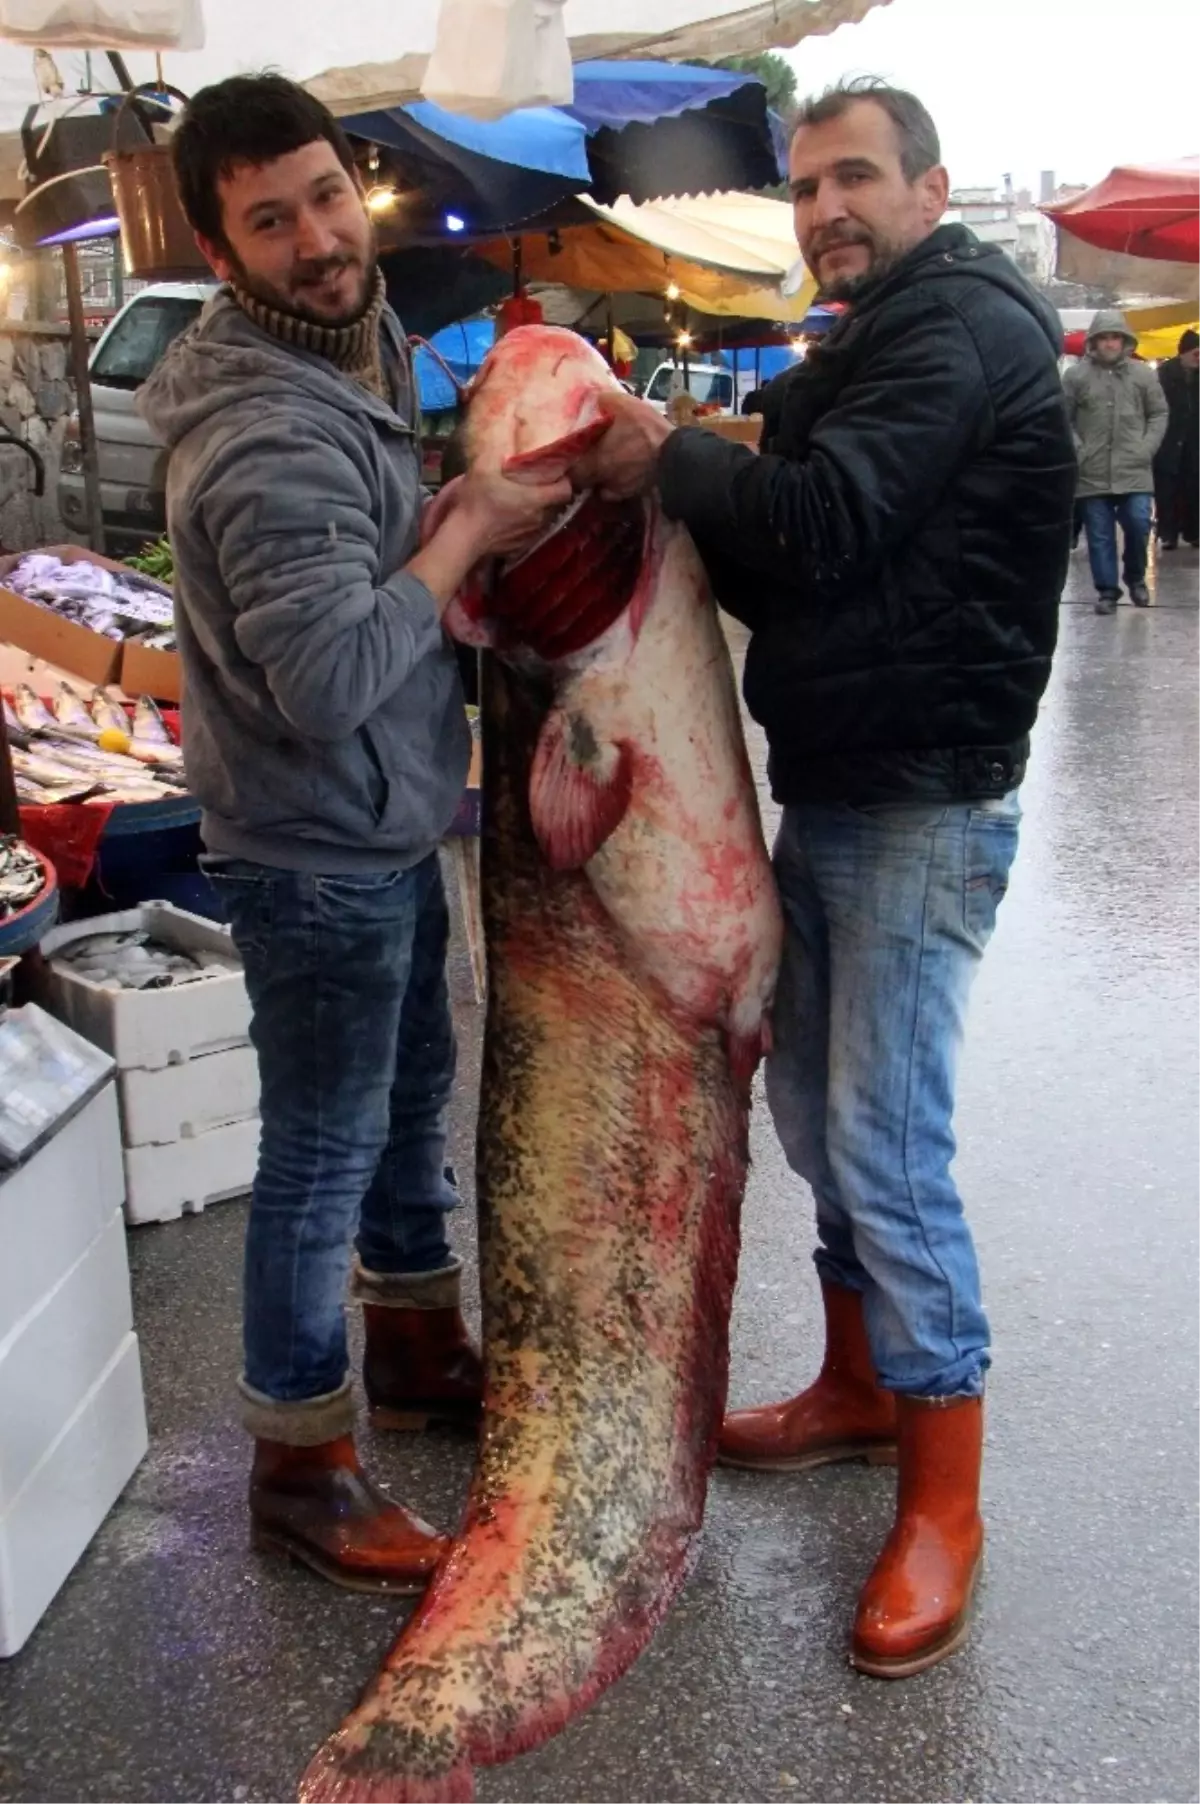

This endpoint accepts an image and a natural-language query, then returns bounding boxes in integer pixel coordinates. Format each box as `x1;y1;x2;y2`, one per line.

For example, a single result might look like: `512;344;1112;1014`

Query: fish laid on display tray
300;326;783;1804
1;552;174;645
51;927;240;990
0;836;45;914
4;683;186;805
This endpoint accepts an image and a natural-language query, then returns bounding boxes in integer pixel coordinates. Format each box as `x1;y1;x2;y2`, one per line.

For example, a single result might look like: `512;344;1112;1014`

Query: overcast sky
783;0;1198;194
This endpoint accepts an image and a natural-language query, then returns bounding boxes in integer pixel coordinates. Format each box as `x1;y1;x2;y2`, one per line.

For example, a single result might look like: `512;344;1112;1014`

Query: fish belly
568;522;781;1047
300;656;750;1804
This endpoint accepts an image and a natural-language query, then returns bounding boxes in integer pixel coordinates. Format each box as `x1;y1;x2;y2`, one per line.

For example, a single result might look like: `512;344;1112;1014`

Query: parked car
641;360;735;414
59;281;215;556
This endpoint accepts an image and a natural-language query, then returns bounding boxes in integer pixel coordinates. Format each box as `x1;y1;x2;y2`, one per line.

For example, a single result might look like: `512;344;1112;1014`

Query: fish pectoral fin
529;708;633;871
502;403;612;484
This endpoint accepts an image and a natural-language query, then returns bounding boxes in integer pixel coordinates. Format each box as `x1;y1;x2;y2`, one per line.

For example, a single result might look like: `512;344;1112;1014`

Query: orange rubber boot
363;1301;484;1432
249;1434;448;1594
718;1280;897;1471
851;1394;984;1678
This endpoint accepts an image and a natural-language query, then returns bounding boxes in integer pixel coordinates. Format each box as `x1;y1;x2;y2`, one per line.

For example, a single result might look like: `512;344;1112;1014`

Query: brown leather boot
249;1434;448;1594
358;1261;484;1432
718;1280;897;1470
851;1394;984;1678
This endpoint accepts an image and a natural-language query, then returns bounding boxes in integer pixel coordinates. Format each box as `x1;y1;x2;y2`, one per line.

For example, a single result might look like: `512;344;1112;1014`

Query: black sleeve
656;297;994;610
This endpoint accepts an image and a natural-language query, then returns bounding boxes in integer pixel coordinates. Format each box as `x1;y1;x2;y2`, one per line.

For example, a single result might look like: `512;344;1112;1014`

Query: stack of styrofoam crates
42;902;260;1226
0;1079;148;1655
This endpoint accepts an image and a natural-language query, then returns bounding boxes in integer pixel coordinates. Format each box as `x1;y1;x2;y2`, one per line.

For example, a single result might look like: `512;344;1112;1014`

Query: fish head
453;327;655;666
463;325;617;480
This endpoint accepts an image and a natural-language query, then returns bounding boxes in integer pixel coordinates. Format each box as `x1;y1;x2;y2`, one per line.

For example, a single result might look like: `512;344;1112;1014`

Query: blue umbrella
344;60;781;235
414;317;496;413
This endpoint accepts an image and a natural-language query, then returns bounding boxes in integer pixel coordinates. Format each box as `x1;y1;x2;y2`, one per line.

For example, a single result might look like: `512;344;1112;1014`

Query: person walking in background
1153;328;1200;550
1064;310;1169;614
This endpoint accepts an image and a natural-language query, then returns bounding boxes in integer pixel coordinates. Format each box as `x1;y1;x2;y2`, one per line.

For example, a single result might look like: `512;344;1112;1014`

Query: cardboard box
120;1044;259;1147
0;544;172;694
0;1209;133;1513
699;416;762;447
0;1086;123;1345
42;902;250;1073
120;637;180;704
0;1332;147;1656
123;1115;259;1225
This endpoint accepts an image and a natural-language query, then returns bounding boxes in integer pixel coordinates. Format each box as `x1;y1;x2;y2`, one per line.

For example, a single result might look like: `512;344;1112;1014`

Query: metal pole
62;243;105;553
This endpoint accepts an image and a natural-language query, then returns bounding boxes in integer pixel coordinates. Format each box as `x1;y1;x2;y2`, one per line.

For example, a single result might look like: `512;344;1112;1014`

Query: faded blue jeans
1081;492;1153;594
765;796;1020;1397
205;853;459;1408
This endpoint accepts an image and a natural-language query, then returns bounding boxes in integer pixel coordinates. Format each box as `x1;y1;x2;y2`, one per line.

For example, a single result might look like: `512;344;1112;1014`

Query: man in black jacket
571;78;1074;1679
1153;328;1200;549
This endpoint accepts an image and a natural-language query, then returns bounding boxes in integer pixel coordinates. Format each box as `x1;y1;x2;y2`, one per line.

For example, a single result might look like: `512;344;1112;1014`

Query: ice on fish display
4;681;186;806
51;928;240;990
0;836;47;916
301;326;783;1803
1;552;175;649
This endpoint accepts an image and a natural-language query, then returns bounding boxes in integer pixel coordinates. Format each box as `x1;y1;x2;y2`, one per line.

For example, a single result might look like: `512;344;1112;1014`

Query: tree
712;52;798;120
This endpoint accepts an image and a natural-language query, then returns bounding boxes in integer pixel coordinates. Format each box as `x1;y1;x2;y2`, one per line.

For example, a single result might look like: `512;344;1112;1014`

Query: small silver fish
132;695;170;744
89;688;129;735
53;681;100;736
14;683;55;733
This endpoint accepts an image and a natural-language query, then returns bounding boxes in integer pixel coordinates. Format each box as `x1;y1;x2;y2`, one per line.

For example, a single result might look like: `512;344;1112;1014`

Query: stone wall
0;328;81;554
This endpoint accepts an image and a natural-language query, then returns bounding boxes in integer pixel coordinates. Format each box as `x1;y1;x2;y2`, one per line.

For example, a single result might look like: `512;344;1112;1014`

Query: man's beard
809;225;907;304
226;247;378;329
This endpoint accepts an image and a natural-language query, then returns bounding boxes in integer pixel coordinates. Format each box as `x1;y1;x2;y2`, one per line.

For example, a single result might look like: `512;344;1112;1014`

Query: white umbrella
2;0;889;130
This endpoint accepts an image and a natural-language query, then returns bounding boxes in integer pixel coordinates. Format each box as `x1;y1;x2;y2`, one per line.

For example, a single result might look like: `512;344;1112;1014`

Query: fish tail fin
299;1727;474;1804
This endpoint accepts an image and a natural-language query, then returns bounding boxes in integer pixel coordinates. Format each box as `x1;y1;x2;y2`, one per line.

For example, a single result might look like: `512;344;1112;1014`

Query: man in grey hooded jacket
139;74;569;1593
1063;309;1168;614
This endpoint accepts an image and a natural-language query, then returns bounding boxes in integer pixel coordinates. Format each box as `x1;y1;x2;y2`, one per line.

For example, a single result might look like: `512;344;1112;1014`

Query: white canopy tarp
1;0;887;131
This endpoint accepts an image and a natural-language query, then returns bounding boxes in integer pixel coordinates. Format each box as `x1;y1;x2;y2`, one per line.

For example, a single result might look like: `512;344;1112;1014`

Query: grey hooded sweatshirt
137;290;469;874
1062;308;1169;498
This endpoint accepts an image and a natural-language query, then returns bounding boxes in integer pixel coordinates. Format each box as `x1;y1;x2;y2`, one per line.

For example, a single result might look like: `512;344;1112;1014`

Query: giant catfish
301;326;783;1804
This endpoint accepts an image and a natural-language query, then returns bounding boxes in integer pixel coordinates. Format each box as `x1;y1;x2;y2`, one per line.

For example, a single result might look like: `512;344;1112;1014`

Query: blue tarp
398;63;760;177
414;317;496;413
343;60;779;230
563;61;756;133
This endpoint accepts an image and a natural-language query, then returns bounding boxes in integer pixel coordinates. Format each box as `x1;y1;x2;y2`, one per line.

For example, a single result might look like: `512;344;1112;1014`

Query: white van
641;360;735;415
58;281;215;555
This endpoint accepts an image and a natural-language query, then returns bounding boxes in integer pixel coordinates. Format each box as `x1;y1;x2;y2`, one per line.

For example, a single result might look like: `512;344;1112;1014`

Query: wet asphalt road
1;544;1196;1804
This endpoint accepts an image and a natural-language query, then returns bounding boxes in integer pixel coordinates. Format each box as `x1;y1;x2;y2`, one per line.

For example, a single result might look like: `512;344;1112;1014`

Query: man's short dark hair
792;77;941;183
171;72;357;246
1179;328;1200;355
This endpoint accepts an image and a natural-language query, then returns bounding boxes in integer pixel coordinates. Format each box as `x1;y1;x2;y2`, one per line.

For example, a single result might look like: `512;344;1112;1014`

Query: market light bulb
444;212;466;233
677;331;692;349
665;281;680;301
366;185;398;216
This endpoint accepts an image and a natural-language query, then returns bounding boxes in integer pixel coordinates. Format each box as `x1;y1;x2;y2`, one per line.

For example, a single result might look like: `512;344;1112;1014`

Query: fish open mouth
493;492;647;661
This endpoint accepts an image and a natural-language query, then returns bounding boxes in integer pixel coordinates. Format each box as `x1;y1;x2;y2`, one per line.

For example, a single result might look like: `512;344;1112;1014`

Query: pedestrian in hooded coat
1153;328;1200;550
1063;309;1169;613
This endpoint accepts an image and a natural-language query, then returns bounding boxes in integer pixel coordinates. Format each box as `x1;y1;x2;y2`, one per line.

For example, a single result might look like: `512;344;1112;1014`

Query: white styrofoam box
0;1332;147;1657
0;1209;132;1514
123;1116;260;1226
41;901;251;1072
119;1044;260;1148
0;1085;124;1344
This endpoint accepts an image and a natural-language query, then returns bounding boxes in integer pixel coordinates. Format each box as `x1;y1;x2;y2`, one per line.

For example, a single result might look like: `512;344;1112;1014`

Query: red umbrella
1044;159;1199;262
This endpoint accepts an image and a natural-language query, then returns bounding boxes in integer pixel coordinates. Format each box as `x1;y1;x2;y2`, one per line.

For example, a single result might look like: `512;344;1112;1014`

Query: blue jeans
1081;492;1153;593
205;854;459;1405
764;797;1020;1397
